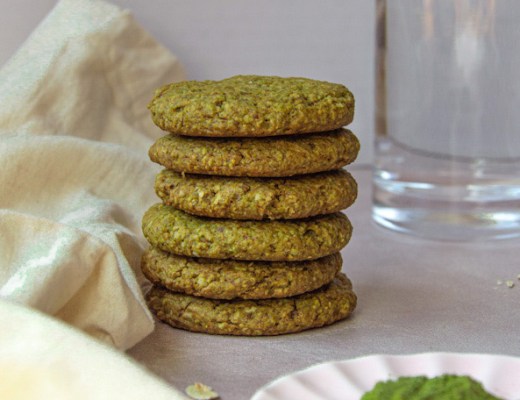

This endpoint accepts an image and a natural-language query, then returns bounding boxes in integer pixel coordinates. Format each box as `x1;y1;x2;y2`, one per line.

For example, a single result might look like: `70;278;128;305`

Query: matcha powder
361;375;503;400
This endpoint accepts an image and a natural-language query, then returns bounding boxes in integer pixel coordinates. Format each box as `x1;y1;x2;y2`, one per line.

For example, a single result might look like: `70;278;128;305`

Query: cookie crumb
506;280;515;289
185;382;219;400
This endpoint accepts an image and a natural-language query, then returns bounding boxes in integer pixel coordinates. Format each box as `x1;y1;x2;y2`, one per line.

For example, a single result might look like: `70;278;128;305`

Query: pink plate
251;353;520;400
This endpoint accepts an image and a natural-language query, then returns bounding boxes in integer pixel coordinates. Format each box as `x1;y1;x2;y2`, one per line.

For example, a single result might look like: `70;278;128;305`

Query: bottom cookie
146;273;357;336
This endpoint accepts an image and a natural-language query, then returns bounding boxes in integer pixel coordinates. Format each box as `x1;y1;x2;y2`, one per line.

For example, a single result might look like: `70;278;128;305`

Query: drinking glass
373;0;520;240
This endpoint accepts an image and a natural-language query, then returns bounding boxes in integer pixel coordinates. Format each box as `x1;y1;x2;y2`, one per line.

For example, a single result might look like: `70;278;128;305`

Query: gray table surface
128;166;520;400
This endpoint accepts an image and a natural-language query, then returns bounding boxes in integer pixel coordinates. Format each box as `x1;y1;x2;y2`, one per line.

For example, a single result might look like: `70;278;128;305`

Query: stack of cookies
141;75;360;336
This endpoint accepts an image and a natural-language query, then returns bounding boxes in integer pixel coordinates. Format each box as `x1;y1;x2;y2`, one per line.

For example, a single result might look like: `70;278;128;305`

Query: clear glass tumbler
373;0;520;240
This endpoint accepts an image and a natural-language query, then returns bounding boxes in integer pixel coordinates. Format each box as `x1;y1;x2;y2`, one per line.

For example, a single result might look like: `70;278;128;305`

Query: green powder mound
361;375;502;400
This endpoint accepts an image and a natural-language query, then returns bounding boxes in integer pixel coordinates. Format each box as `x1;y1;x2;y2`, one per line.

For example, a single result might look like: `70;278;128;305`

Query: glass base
373;138;520;241
373;203;520;241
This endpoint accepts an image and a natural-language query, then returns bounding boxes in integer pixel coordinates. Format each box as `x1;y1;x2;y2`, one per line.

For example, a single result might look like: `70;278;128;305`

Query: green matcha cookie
149;129;359;177
154;169;357;220
142;204;352;261
142;247;342;300
146;272;357;336
148;75;354;137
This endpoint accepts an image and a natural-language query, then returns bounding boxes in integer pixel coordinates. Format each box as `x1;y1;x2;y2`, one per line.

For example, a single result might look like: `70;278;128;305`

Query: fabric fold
0;0;185;350
0;299;187;399
0;135;161;349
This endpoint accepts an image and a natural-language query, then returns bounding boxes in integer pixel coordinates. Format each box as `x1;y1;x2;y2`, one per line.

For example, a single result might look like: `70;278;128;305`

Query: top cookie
148;75;355;137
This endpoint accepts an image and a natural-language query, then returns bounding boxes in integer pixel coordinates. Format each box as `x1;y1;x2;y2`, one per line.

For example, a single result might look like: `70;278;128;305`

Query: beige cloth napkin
0;299;188;399
0;0;189;397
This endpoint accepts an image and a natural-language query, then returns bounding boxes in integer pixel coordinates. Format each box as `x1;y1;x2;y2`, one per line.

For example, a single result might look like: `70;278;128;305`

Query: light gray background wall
0;0;375;164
